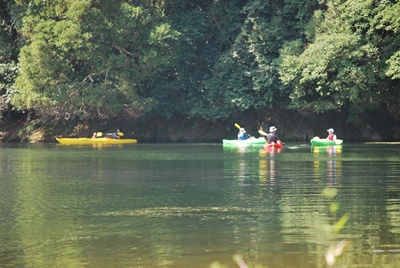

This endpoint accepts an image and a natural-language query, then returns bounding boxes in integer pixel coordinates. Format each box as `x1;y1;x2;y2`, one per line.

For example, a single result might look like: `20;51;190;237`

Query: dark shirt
267;133;278;144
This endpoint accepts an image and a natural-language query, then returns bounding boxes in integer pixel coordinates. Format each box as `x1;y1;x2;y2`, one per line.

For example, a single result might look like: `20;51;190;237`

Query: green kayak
222;137;265;146
310;137;343;146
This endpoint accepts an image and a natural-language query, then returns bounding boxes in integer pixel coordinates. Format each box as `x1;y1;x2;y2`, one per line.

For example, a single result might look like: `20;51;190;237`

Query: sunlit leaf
333;213;350;233
321;187;338;199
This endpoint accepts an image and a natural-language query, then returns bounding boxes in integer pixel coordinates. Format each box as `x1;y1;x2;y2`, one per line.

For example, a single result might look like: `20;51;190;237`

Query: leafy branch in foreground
321;187;351;267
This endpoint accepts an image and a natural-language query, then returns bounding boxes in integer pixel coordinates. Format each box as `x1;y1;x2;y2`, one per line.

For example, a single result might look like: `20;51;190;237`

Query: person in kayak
326;128;337;141
112;129;123;139
106;128;123;139
237;128;249;140
267;126;281;144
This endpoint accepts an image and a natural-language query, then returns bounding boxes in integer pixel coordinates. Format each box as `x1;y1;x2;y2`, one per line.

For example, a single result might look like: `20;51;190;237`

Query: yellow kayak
56;137;137;145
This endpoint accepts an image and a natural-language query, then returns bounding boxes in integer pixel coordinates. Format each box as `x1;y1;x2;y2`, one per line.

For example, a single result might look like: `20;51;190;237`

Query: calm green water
1;142;400;268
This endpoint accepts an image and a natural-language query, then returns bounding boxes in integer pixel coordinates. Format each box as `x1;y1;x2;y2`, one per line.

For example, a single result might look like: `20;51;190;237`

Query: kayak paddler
266;126;281;144
326;128;337;141
237;128;249;140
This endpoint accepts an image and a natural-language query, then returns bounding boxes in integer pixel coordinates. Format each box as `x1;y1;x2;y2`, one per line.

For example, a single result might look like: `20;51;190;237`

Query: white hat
269;126;277;132
327;128;334;132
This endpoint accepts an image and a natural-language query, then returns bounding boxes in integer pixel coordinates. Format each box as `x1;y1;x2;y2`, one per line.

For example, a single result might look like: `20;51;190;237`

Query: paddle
258;129;268;136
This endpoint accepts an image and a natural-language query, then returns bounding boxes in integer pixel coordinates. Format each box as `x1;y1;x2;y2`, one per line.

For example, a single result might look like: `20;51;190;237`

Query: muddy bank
0;108;398;143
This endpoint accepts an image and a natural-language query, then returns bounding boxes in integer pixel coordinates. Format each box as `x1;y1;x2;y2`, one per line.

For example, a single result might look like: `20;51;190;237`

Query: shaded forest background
1;0;400;142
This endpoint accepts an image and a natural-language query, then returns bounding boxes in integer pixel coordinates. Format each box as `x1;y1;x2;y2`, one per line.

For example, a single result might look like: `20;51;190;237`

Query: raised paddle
258;129;268;136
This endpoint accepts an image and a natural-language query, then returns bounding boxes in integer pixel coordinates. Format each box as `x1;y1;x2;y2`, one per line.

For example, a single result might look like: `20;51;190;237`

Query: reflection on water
1;143;400;267
312;146;342;186
259;150;279;184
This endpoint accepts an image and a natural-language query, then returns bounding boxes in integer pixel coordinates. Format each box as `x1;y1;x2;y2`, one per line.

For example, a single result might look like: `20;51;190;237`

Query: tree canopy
10;0;180;121
279;0;400;121
0;0;399;123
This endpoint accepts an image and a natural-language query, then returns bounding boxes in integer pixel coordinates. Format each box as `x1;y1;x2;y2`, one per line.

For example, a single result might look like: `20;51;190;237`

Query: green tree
377;1;400;79
279;0;400;121
0;0;24;118
138;0;247;119
12;0;178;121
191;0;318;119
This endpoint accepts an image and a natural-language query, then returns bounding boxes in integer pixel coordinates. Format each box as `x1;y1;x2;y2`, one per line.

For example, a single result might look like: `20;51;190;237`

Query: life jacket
238;133;249;140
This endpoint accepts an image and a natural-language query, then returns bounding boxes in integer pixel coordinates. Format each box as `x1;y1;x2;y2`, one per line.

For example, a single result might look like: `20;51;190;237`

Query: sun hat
327;128;334;132
269;126;277;132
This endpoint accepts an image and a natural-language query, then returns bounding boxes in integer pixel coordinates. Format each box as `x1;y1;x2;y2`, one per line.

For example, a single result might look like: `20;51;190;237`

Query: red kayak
264;141;283;151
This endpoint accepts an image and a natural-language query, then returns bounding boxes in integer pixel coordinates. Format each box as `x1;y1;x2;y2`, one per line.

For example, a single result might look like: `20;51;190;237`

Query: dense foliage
0;0;399;123
280;0;400;121
0;0;22;118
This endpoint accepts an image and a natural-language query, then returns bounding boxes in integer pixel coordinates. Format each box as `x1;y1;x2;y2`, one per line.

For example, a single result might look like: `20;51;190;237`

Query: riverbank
0;108;398;143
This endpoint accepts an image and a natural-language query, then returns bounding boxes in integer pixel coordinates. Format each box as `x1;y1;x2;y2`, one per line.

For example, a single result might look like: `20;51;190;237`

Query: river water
1;142;400;268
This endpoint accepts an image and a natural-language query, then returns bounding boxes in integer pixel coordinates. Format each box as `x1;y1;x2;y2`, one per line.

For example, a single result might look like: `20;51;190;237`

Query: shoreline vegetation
0;108;397;143
1;1;400;143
